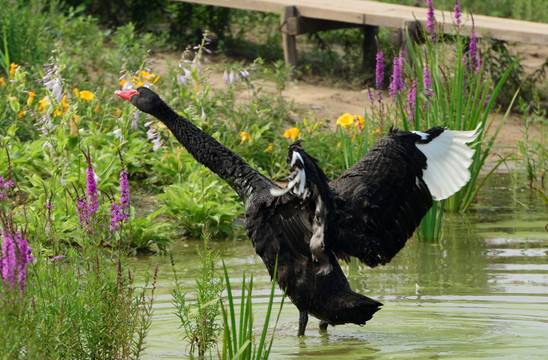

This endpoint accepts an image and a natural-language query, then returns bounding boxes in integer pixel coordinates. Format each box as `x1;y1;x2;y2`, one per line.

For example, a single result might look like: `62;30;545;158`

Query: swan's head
115;87;162;114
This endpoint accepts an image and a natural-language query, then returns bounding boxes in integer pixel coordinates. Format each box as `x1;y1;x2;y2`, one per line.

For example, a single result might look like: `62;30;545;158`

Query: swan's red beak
115;89;139;100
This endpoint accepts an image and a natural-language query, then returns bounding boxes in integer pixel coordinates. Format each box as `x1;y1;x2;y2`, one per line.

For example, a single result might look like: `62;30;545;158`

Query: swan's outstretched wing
328;127;478;267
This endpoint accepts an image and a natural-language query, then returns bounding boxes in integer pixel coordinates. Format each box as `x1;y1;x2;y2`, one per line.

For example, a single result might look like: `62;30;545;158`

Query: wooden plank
172;0;290;13
174;0;548;45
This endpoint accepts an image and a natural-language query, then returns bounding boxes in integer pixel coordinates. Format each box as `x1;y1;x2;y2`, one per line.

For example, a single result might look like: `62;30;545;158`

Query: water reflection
133;174;548;359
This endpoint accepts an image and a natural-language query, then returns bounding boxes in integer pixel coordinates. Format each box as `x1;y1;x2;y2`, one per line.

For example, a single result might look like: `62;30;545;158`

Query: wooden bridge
174;0;548;67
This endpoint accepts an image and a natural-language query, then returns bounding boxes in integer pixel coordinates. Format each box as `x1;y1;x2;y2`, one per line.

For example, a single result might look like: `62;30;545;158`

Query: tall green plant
221;259;284;360
0;150;158;359
171;230;224;359
399;11;519;215
370;3;519;240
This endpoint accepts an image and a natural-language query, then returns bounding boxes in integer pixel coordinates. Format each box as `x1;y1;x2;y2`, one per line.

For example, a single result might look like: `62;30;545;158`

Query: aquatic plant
221;259;284;360
374;0;519;240
171;231;224;359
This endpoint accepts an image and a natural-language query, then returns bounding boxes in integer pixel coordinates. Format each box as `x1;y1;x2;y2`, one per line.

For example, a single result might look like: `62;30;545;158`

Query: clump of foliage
0;152;158;358
515;96;547;190
221;259;284;360
171;231;224;359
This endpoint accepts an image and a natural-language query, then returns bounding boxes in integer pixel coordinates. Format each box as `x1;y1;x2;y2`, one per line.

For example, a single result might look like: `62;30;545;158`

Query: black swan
115;87;478;336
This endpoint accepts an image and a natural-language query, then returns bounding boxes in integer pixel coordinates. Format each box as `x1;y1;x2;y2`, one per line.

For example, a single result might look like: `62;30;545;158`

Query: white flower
201;107;207;122
42;141;53;152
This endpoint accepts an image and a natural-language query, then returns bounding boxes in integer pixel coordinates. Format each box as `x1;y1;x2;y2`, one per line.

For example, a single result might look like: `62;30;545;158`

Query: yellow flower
0;77;5;87
78;90;95;101
139;70;153;80
354;115;365;129
153;75;161;84
119;79;127;87
113;108;122;117
265;143;274;152
18;110;26;119
27;91;36;106
60;94;68;111
240;131;251;143
283;127;301;141
38;96;50;112
9;63;18;78
336;113;354;128
74;88;80;98
54;95;69;116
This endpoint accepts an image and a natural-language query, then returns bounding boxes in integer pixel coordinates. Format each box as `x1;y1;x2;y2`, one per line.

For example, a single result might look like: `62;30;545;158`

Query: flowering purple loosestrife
76;195;92;232
389;52;405;98
85;158;99;215
423;67;435;99
375;51;384;89
14;231;34;292
0;177;15;201
426;0;436;41
453;1;462;27
109;168;130;231
1;229;16;287
1;222;36;293
469;28;479;72
406;80;417;123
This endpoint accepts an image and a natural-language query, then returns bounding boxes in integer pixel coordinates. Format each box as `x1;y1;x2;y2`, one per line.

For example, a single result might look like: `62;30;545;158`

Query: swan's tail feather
320;292;383;326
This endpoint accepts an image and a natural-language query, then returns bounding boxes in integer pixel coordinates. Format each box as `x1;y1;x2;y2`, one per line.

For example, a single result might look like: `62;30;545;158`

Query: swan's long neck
149;101;269;202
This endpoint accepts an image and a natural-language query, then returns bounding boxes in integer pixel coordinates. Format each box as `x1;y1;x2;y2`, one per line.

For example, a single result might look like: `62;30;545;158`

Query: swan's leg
298;310;308;336
319;321;328;331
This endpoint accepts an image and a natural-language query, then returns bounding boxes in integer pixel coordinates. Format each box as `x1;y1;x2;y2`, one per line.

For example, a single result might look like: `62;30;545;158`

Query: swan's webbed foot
298;310;308;336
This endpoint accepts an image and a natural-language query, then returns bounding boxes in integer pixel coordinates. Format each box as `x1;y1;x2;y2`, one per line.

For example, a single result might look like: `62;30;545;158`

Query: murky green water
132;174;548;359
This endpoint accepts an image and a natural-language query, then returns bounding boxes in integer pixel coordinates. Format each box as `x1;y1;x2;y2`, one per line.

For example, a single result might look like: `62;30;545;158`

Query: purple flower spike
109;158;131;231
86;161;98;215
389;51;405;97
0;176;15;201
2;231;16;287
375;51;384;89
469;28;479;73
76;195;92;231
1;228;35;293
453;1;462;27
406;80;417;123
423;67;434;99
426;0;436;41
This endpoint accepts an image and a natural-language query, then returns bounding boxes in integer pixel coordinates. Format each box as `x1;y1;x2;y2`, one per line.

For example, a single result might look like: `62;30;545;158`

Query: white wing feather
414;126;480;200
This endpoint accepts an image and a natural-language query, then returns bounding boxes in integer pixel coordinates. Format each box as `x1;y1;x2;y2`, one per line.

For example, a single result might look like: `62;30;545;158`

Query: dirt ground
150;41;546;168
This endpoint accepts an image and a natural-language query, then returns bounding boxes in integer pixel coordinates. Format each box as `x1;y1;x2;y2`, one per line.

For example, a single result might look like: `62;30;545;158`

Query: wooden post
362;25;378;79
402;20;419;63
281;6;298;67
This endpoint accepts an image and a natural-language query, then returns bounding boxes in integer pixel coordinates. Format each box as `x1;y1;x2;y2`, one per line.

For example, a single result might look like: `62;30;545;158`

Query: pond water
132;173;548;359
